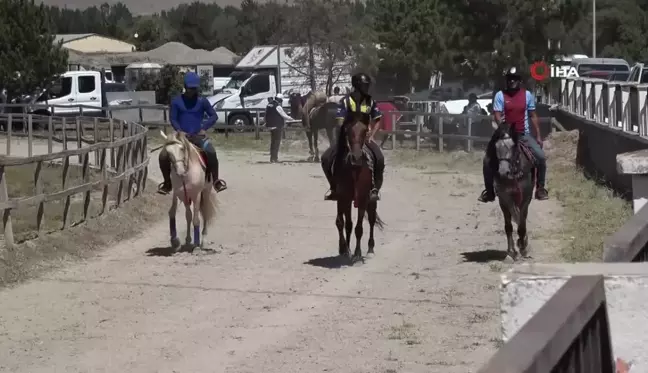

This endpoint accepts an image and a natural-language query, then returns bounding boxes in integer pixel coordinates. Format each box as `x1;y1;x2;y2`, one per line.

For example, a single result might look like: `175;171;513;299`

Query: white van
33;70;103;115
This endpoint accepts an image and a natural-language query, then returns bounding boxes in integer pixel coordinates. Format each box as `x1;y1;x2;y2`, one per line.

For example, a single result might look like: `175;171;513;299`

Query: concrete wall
501;263;648;370
555;110;648;198
106;91;165;123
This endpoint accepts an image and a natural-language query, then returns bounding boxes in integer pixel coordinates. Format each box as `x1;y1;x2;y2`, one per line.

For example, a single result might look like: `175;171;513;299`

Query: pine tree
0;0;68;100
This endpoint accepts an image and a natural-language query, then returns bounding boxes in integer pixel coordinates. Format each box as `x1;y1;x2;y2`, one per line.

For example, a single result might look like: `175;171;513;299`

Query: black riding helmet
504;67;522;91
351;72;371;95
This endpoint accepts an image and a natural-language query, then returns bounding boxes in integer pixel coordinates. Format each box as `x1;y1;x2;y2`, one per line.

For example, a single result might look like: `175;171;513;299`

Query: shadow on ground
461;250;508;263
145;244;222;257
304;255;353;269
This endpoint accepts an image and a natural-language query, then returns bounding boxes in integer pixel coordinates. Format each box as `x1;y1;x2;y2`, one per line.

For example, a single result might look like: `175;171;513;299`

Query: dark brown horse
492;129;534;260
333;119;384;262
288;92;337;161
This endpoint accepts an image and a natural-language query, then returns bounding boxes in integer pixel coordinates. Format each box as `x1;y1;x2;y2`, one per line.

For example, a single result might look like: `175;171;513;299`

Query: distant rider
321;72;385;202
478;67;548;202
158;72;227;194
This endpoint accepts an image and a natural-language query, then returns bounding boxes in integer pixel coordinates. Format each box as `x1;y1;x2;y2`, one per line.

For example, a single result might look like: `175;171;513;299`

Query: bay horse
160;131;219;252
289;92;337;161
491;128;534;260
331;119;384;263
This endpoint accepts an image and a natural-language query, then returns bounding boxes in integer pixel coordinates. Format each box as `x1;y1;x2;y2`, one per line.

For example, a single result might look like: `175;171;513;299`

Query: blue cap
184;72;200;88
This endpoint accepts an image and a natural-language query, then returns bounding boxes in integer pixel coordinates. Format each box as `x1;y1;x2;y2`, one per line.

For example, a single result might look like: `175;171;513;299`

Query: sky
37;0;251;14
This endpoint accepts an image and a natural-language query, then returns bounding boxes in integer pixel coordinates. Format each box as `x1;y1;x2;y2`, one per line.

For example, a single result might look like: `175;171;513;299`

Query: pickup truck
31;70;104;116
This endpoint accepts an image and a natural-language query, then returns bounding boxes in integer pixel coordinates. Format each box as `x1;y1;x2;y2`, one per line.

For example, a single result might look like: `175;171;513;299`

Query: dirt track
0;142;563;372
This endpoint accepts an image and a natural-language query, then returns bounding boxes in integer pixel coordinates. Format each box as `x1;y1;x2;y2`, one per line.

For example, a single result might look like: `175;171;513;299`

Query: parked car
580;70;630;81
626;63;648;83
570;58;630;76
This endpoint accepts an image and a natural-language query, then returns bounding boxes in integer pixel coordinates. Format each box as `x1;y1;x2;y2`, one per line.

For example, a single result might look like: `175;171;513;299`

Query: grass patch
545;130;631;261
4;162;122;242
389;148;482;173
0;183;167;287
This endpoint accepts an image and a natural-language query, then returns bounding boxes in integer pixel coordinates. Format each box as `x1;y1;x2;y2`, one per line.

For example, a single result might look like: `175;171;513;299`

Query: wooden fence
0;112;149;248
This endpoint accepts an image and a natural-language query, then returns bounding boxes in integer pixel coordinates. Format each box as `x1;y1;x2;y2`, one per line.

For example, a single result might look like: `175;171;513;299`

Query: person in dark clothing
266;93;295;162
158;72;227;194
321;72;385;202
478;67;548;203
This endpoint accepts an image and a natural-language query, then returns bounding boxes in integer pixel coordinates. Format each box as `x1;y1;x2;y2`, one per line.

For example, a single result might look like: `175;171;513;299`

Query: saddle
184;141;212;182
331;144;375;174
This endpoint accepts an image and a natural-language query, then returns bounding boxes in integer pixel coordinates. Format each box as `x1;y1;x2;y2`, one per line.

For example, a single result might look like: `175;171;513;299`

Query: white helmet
275;93;284;100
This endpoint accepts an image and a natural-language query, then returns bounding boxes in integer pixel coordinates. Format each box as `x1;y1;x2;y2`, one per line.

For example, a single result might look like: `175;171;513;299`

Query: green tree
0;0;68;100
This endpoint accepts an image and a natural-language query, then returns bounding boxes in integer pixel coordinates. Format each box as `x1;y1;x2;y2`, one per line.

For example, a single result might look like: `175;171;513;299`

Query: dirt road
0;145;563;372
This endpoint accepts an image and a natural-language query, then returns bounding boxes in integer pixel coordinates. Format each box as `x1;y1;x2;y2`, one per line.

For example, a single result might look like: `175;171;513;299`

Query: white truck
31;70;104;116
207;45;353;129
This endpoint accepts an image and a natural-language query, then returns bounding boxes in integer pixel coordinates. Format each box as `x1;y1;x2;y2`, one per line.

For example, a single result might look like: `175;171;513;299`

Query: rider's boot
370;168;383;202
534;161;549;200
157;153;172;195
478;159;496;202
204;146;227;193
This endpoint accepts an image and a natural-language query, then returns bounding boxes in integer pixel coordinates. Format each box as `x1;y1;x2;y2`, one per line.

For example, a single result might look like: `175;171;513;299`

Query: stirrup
214;179;227;192
157;182;171;195
324;189;337;200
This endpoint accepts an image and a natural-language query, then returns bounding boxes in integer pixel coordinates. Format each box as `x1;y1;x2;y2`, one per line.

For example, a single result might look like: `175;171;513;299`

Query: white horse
159;131;219;252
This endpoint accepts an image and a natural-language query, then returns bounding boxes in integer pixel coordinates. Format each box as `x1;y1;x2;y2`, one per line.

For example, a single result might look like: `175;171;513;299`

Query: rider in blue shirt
158;72;227;194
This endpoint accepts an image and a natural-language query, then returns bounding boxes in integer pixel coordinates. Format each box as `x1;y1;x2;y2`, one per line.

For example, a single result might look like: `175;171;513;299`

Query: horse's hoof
186;237;192;245
352;254;364;264
170;237;181;251
193;246;203;255
313;156;320;162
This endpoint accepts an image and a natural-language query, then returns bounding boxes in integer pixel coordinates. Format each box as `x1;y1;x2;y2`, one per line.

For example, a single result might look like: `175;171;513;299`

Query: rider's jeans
518;134;546;188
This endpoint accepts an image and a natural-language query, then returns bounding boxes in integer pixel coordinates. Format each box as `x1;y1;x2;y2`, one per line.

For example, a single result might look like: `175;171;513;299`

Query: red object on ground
375;101;401;132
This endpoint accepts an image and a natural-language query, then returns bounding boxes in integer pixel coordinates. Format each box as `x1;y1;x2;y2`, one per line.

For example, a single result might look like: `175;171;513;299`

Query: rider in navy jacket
158;72;227;194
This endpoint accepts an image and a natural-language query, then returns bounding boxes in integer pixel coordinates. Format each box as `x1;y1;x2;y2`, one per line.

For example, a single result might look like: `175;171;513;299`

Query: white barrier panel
553;77;648;135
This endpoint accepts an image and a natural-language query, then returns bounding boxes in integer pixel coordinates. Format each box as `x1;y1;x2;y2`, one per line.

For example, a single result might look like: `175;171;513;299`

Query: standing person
478;67;548;202
321;72;385;202
463;93;482;116
158;72;227;194
266;93;295;163
328;86;344;103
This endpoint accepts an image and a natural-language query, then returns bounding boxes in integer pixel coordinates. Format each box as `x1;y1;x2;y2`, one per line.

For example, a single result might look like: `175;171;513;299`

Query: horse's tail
375;213;385;231
200;187;219;226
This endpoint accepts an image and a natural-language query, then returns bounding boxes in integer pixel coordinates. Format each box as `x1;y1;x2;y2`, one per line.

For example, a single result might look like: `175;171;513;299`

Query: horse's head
161;131;189;176
494;131;517;180
345;120;368;167
288;92;303;119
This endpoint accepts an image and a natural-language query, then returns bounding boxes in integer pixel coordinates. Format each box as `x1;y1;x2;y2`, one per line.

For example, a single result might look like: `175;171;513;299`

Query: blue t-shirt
493;90;535;134
169;95;218;135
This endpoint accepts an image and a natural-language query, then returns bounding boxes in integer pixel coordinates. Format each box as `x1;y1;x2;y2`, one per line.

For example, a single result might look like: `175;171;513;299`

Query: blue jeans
483;133;546;191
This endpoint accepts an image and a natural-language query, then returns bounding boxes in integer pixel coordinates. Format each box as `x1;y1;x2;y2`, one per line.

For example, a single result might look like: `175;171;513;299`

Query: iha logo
530;61;579;80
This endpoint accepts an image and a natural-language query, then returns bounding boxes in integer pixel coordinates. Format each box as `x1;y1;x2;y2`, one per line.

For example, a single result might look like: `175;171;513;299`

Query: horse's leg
169;196;181;251
367;202;377;255
344;200;353;256
499;200;517;260
306;130;314;159
184;202;192;246
200;189;209;248
192;192;202;250
336;200;347;256
353;207;365;262
518;200;531;258
313;128;319;162
326;125;335;146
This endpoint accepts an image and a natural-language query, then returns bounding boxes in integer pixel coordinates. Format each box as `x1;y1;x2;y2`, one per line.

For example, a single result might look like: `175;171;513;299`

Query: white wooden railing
546;77;648;135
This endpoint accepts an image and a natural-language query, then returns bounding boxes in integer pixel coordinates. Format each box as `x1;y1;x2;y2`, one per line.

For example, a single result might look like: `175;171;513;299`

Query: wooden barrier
478;276;615;373
0;112;149;249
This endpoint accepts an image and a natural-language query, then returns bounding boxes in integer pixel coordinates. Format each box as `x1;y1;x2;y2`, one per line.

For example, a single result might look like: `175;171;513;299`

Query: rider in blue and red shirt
478;67;549;202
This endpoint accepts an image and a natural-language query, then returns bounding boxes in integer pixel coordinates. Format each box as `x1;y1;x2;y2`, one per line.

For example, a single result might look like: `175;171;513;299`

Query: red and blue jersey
492;89;535;134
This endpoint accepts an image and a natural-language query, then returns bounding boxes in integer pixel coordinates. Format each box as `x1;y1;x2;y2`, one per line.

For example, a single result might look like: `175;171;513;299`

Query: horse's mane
165;132;202;165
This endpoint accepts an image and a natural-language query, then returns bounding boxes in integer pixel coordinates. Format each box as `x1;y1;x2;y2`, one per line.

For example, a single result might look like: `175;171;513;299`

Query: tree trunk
307;28;317;92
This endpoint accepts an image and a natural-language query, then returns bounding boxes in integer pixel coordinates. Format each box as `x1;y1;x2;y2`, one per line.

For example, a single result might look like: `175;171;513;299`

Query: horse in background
159;131;219;253
289;91;337;161
330;119;384;263
491;128;534;260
